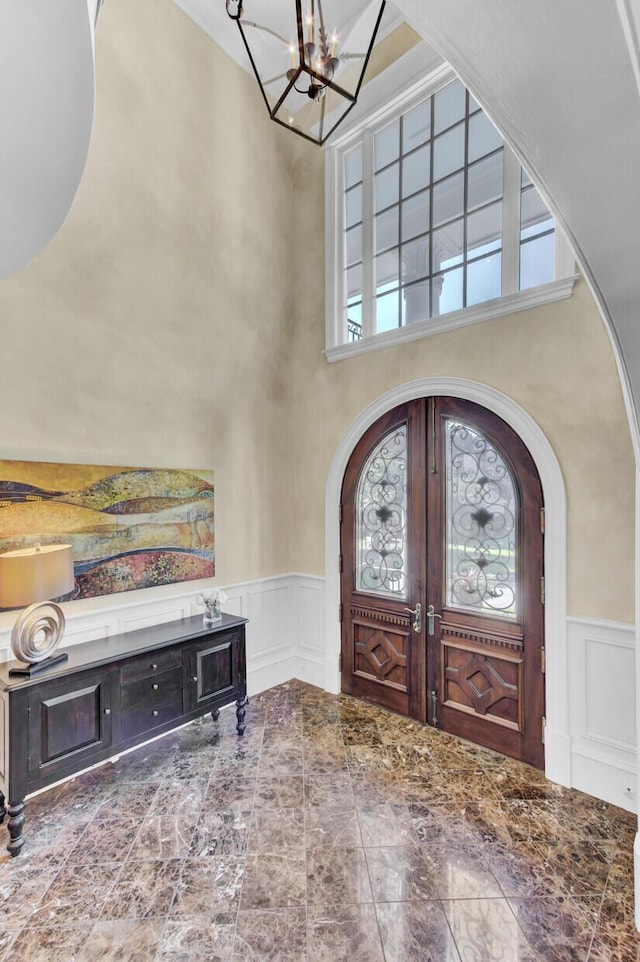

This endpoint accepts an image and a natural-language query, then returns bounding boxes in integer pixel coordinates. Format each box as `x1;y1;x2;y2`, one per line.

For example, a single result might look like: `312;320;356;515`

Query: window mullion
361;129;376;338
502;147;520;295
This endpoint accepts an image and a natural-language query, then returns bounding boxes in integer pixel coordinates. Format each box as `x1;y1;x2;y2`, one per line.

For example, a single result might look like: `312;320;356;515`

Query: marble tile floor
0;680;638;961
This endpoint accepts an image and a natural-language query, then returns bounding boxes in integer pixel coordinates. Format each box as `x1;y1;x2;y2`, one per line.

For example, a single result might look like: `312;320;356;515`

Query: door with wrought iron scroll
340;397;545;768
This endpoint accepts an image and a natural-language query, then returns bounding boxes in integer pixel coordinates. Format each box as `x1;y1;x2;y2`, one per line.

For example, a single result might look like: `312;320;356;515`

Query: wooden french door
340;396;545;769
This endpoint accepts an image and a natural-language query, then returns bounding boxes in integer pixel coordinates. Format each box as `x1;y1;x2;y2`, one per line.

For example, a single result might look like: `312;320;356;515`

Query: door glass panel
445;419;517;618
356;425;408;597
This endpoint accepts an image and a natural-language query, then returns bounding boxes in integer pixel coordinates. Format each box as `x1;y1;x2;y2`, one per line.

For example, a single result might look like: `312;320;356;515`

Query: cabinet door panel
28;670;113;778
189;630;241;710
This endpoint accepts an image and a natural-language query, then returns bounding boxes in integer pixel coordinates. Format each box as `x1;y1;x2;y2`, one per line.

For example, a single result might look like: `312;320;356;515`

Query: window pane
345;145;363;189
433;218;464;271
433;122;465;181
521;168;532;188
376;206;399;254
467;253;502;305
375;120;400;171
402;144;430;198
432;171;464;227
521;186;552;239
467;152;503;211
468;111;502;163
402;279;430;325
375;163;399;212
401;236;430;283
356;425;408;597
435;265;463;315
346;263;362;299
402;190;430;242
520;233;555;290
434;79;465;134
346;184;362;228
468;92;481;114
467;201;502;257
521;219;554;242
376;248;400;293
376;289;400;332
346;224;362;266
403;100;431;153
347;302;362;341
445;418;517;618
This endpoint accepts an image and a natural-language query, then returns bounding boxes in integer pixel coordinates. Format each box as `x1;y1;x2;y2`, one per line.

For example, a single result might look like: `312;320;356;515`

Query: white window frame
324;44;577;362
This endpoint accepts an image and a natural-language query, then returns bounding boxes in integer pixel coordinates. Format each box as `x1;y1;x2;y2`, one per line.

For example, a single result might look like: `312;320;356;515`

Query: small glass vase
203;601;222;626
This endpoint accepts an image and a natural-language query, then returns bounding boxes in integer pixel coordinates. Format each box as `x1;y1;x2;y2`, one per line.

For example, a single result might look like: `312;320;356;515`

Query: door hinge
540;507;545;534
339;553;343;573
540;576;545;605
339;504;343;524
541;715;546;743
541;646;546;674
339;602;343;623
338;652;342;672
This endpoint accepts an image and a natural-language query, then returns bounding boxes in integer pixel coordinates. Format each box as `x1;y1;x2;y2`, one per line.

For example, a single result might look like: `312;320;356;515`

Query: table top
0;612;248;691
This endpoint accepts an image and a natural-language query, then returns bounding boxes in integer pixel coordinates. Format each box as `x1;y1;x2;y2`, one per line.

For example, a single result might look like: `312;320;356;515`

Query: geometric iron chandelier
226;0;386;145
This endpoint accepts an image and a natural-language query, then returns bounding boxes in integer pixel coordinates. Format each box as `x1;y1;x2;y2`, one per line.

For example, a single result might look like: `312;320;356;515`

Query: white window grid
325;62;576;359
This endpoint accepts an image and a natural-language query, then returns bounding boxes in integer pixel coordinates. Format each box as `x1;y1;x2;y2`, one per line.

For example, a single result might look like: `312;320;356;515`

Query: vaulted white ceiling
177;0;640;436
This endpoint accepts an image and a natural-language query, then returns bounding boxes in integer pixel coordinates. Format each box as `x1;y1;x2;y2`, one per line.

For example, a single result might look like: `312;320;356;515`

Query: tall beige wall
0;2;634;626
291;144;636;624
0;0;296;585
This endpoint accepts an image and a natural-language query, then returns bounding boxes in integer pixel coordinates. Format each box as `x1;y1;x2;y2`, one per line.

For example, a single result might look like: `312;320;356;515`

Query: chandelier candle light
0;544;75;676
226;0;386;144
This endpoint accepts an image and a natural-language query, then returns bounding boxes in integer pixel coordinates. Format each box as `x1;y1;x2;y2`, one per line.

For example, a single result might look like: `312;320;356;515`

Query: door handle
426;604;442;636
403;602;422;634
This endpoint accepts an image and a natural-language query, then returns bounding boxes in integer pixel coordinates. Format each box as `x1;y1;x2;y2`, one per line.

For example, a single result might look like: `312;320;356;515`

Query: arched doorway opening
324;377;569;784
340;395;544;768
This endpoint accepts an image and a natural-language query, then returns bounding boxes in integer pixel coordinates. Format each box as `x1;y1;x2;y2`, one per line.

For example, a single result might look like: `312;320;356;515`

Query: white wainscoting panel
245;579;295;695
568;617;637;812
293;575;327;690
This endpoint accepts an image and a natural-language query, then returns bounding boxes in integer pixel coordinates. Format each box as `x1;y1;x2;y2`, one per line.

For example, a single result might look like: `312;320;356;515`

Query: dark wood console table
0;612;247;856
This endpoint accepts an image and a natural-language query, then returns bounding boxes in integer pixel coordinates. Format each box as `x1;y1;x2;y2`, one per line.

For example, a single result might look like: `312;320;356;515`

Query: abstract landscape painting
0;460;214;602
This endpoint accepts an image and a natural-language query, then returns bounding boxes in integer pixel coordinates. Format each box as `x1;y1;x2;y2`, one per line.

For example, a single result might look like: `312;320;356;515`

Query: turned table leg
236;695;247;735
210;708;220;721
7;800;25;856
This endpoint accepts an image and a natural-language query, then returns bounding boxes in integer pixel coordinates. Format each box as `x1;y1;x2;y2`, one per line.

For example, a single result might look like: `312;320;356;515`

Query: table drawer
120;648;183;685
120;670;184;739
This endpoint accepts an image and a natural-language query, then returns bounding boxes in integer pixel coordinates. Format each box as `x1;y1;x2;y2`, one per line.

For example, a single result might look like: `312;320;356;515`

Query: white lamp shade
0;545;75;608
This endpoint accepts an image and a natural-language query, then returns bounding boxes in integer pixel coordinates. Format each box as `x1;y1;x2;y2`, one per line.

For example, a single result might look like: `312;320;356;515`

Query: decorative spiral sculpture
10;602;66;664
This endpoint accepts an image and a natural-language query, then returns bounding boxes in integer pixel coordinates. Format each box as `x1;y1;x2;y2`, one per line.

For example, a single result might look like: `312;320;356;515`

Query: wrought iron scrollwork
356;427;407;597
446;420;517;617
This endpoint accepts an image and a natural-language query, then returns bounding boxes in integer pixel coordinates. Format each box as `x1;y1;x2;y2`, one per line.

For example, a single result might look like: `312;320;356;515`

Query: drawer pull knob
151;663;158;670
152;709;159;717
104;708;111;716
192;676;198;683
152;683;159;691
